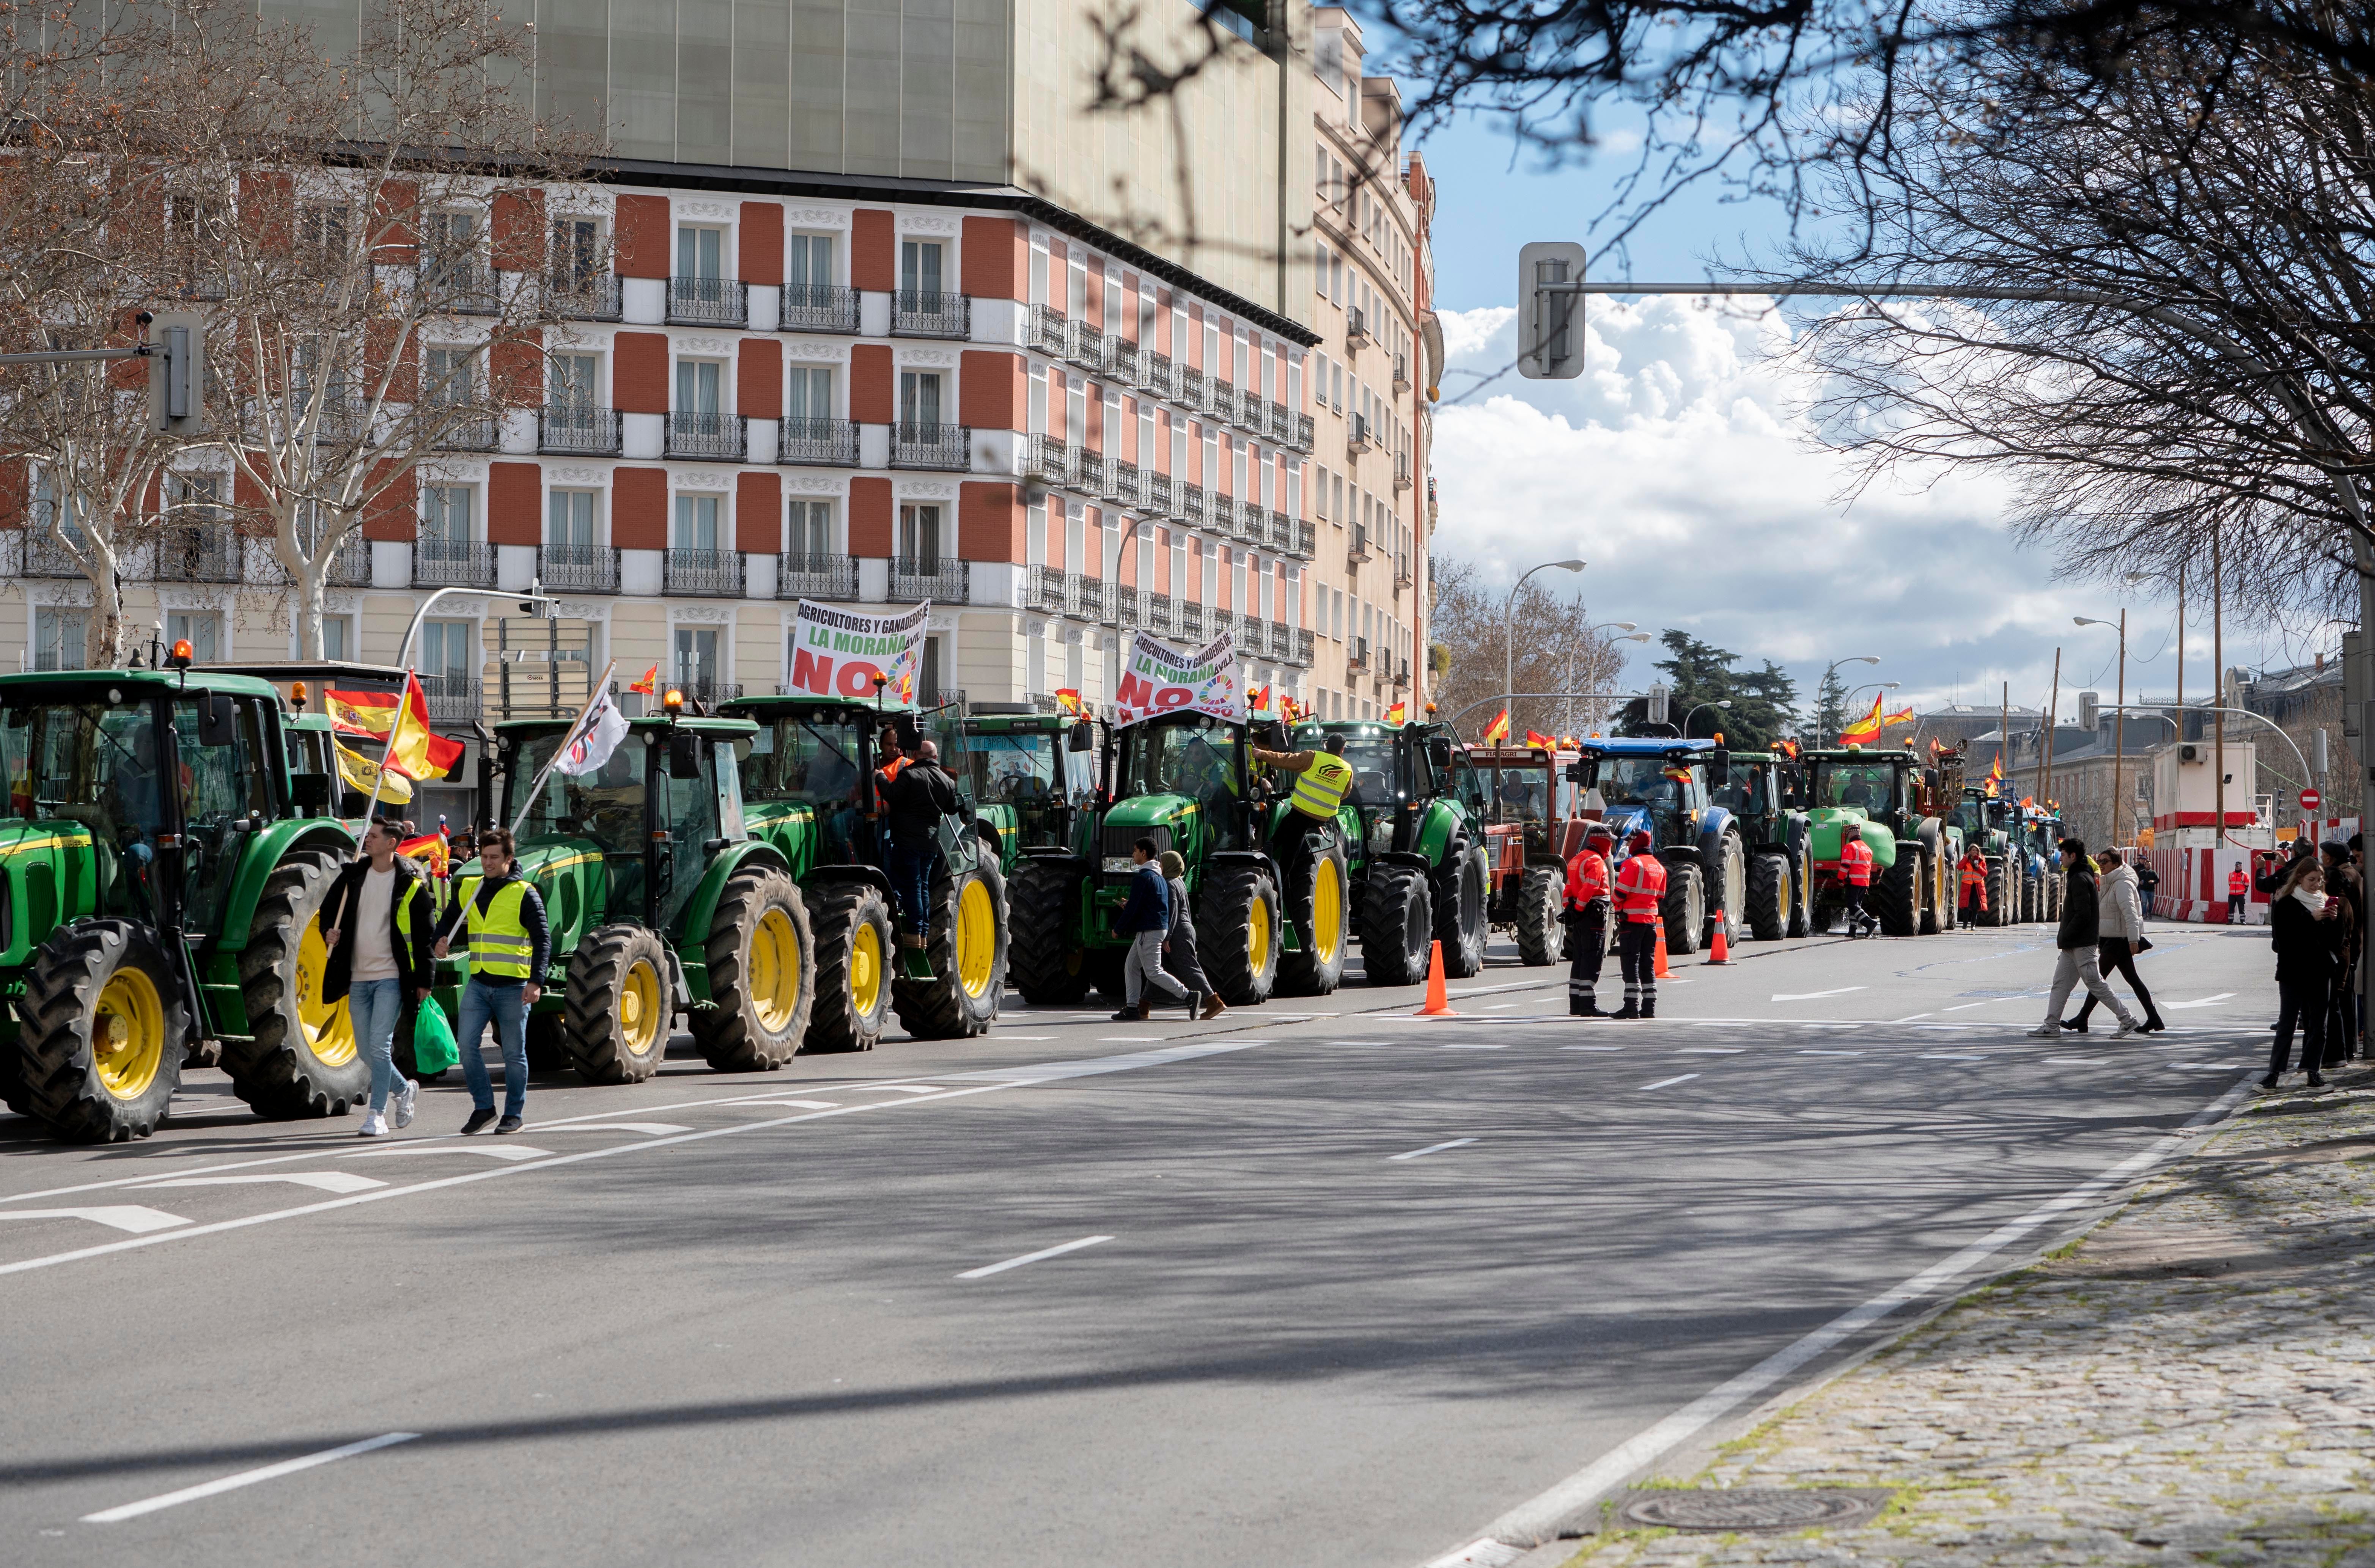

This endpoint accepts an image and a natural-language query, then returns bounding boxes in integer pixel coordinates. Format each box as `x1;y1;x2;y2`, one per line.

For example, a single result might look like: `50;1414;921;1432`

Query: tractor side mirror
1427;738;1455;771
668;731;702;781
1708;749;1730;787
199;691;237;748
1564;758;1599;788
1068;718;1094;753
290;773;332;813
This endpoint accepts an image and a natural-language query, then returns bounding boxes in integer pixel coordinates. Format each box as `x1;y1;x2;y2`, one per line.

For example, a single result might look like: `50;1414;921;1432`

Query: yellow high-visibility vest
459;877;535;980
1289;753;1355;821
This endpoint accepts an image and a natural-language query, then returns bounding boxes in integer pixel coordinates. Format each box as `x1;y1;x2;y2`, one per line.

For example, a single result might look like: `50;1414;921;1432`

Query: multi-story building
3;0;1437;823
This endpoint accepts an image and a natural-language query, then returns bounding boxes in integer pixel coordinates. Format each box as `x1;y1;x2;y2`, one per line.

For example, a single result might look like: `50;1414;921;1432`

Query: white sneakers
2026;1024;2064;1039
357;1111;390;1137
2111;1018;2139;1039
392;1078;418;1130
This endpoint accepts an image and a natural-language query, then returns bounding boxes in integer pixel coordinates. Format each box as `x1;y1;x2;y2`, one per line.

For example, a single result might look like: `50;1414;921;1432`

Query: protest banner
786;600;929;703
1112;628;1243;726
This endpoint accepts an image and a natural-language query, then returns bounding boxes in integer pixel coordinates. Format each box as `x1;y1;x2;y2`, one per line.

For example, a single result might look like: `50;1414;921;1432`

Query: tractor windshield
1596;756;1690;813
511;728;647;861
0;699;171;919
1711;765;1770;817
741;714;870;806
1817;762;1897;811
1492;763;1555;823
1331;732;1397;805
1118;713;1237;801
968;730;1064;805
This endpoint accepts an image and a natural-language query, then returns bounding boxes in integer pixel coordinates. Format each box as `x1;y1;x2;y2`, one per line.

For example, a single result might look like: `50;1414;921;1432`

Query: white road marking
993;1034;1056;1040
348;1145;552;1161
1637;1074;1702;1092
1561;1045;1622;1051
0;1205;189;1234
1942;1002;1991;1012
2172;1063;2249;1070
1892;1013;1934;1023
957;1235;1114;1279
1772;987;1866;1002
81;1432;420;1523
1676;1048;1742;1055
849;1084;947;1095
1097;1036;1163;1043
133;1173;385;1195
533;1123;693;1136
1917;1054;1986;1061
1485;1003;1516;1011
1388;1138;1479;1162
1464;1075;2260;1555
1440;1042;1510;1050
2043;1057;2097;1065
1797;1050;1862;1057
2164;993;2238;1009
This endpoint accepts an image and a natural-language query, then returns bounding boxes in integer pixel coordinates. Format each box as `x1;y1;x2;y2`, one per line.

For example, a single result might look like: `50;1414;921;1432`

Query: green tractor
1288;718;1494;985
1004;710;1353;1006
468;708;813;1082
1801;746;1951;936
1711;751;1815;940
1948;786;2021;926
0;665;367;1141
954;709;1098;874
725;694;1008;1048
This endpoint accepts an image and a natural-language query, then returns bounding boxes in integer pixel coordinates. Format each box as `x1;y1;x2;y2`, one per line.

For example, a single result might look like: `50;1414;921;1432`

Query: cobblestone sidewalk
1562;1063;2375;1568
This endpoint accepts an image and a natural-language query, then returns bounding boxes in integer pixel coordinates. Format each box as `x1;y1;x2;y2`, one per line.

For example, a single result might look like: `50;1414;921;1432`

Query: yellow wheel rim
298;915;358;1068
1248;895;1271;974
1313;859;1343;965
620;958;662;1057
850;921;883;1018
750;908;803;1033
92;966;166;1101
955;879;996;998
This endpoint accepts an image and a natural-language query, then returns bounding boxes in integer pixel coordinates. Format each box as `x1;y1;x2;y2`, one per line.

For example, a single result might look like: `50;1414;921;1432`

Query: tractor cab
958;710;1099;868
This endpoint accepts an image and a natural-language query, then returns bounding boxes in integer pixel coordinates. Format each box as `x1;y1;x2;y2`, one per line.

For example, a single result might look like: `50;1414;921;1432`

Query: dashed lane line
1637;1074;1702;1092
956;1235;1113;1279
81;1432;420;1524
131;1173;385;1195
1388;1138;1480;1162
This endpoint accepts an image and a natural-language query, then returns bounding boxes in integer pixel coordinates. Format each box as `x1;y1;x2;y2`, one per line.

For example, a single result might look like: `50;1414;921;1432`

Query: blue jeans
349;977;407;1113
889;842;938;939
456;978;530;1118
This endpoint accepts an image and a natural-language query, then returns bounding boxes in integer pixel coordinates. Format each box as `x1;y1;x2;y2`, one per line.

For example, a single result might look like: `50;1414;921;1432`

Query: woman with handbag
2065;848;2166;1033
2265;855;2339;1088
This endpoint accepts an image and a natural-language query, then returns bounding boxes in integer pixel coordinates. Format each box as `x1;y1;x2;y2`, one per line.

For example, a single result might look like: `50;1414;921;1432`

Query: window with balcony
674;626;730;700
893;372;965;469
541;353;618;454
781;233;856;333
671;224;741;325
166;610;223;664
299;201;349;262
666;492;742;595
426;345;495;450
34;607;87;671
669;360;741;459
779;498;854;599
156;474;235;583
426;209;494;313
543;489;615;593
549;216;620;319
417;484;493;585
781;365;853;465
421;618;478;720
892;503;966;601
894;239;968;337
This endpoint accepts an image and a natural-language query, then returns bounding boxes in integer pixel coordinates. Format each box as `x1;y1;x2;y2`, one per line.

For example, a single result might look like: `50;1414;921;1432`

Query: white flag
556;683;630;777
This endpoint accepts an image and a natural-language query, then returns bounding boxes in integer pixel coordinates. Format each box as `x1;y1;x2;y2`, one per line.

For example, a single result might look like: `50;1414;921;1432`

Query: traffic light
2078;690;2100;732
1647;682;1670;727
146;311;206;435
1516;242;1587;380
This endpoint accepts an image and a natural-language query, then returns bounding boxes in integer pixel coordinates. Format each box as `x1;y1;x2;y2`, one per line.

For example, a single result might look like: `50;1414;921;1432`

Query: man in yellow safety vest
432;826;550;1135
1249;731;1356;881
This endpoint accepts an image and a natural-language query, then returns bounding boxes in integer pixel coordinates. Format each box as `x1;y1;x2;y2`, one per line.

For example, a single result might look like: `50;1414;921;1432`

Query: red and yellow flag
324;683;464;778
1837;691;1886;744
629;664;659;696
1881;705;1916;729
1384;700;1407;725
1055;688;1082;715
1248;683;1270;712
1481;708;1511;745
1523;728;1556;749
396;829;450;878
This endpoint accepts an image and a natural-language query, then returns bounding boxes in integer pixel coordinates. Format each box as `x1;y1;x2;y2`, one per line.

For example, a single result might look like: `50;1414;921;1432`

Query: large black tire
1198;861;1280;1005
1746;852;1790;941
1709;831;1746;947
1278;839;1351;996
1661;863;1705;955
1433;844;1488;978
225;850;371;1119
565;923;673;1083
1787;846;1813;938
1359;863;1432;986
1941;854;1959;931
892;843;1007;1039
1008;859;1092;1004
12;919;186;1142
522;1010;569;1073
1990;855;2015;926
1513;865;1563;966
806;880;893;1053
692;865;815;1072
1877;848;1923;937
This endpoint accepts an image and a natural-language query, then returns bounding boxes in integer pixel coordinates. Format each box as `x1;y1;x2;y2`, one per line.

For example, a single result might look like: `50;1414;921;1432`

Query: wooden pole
2000;680;2009;788
2213;533;2225;843
2043;647;2061;810
2114;608;2126;847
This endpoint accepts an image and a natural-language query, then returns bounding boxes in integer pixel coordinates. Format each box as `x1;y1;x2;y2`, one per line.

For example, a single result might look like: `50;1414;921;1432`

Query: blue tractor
1565;737;1746;953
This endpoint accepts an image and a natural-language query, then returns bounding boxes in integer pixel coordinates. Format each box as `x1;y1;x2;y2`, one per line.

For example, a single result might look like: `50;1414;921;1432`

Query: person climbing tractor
1611;830;1667;1019
1564;823;1616;1017
1840;830;1878;936
1250;731;1355;878
1960;848;1990;922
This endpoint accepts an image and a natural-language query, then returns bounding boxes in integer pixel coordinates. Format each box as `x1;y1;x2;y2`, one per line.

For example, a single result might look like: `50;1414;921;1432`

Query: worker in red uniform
1840;830;1877;937
1611;829;1667;1019
1563;824;1617;1017
1960;850;1990;921
2227;862;2249;924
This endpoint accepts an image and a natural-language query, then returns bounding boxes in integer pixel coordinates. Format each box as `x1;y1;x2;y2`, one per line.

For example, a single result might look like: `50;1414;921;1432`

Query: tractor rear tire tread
564;924;673;1083
1513;865;1563;966
1661;864;1705;955
13;919;186;1142
1277;840;1351;996
1746;852;1790;941
1008;860;1091;1004
226;850;368;1120
1198;862;1280;1006
806;882;894;1053
891;845;1007;1040
693;866;815;1072
1433;845;1489;979
1358;863;1432;986
1878;848;1923;938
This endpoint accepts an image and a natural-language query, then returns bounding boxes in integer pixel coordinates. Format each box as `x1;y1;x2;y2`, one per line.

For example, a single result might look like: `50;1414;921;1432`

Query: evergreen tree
1615;632;1798;750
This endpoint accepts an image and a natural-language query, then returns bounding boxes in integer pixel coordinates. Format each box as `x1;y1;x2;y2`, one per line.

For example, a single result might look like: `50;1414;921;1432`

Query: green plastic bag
411;998;460;1076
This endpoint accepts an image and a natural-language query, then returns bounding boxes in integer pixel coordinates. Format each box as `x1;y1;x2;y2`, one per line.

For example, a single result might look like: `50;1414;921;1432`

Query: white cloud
1427;296;2210;718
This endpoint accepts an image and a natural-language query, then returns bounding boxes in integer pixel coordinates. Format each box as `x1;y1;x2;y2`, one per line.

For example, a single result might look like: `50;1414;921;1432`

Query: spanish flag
324;681;465;778
1055;688;1082;715
396;829;450;878
1881;705;1916;729
629;664;659;696
1384;700;1407;725
1248;683;1270;712
1837;691;1886;744
335;740;413;802
1481;708;1510;745
1523;729;1556;749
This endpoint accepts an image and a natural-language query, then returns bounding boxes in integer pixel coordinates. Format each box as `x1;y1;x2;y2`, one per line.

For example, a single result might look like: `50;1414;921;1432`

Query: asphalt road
0;915;2278;1567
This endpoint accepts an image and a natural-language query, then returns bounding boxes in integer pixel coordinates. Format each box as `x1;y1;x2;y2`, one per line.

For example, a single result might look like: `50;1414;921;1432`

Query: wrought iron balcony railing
1023;564;1077;615
539;405;622;456
1029;433;1079;490
150;523;240;584
414;538;497;588
779;283;860;334
666;411;746;461
886;555;968;603
1027;304;1070;357
889;421;967;471
664;548;746;597
776;416;859;467
776;552;859;600
891;290;970;339
430;411;499;452
420;674;482;723
539;543;619;594
548;272;623;321
668;274;746;327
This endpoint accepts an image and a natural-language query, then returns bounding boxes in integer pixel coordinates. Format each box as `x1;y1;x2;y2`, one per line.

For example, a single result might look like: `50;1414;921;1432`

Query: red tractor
1471;742;1592;965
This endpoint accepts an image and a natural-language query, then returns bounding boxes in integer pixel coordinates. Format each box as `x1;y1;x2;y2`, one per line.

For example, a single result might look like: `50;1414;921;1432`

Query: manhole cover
1615;1488;1885;1532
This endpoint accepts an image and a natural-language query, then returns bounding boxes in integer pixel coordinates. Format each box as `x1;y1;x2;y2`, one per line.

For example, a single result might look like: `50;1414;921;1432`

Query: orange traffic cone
1654;919;1672;979
1416;940;1458;1017
1705;919;1734;966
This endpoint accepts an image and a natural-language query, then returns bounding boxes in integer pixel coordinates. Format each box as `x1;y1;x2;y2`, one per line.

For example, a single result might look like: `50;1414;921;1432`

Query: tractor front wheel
1788;847;1813;938
13;919;185;1142
1990;856;2015;926
1008;859;1091;1004
806;881;894;1052
1513;866;1563;966
565;924;673;1082
1434;844;1489;978
1279;840;1351;996
1661;863;1705;955
1359;863;1432;985
1711;832;1747;947
694;866;815;1072
1199;862;1281;1006
227;850;370;1119
892;844;1008;1040
1745;852;1790;941
1877;849;1923;937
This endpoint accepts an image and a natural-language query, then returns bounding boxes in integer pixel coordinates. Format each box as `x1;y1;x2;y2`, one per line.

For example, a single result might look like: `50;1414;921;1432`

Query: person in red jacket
1611;829;1667;1018
2227;862;2249;925
1564;824;1616;1016
1840;830;1877;936
1960;850;1989;920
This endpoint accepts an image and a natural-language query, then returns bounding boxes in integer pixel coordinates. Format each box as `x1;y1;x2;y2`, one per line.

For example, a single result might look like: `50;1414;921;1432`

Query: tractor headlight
1103;856;1137;874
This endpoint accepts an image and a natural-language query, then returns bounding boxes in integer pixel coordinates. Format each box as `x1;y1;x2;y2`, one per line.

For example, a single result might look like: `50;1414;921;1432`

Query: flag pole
506;659;617;845
361;673;413;828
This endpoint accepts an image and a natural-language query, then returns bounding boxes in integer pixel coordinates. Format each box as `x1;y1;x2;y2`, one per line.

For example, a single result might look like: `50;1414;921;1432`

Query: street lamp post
1573;625;1650;735
1685;699;1733;738
1822;655;1881;737
2075;611;2128;845
1505;558;1586;731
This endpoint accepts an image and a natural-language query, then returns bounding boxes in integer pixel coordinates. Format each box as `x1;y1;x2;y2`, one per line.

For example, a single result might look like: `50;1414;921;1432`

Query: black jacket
322;857;439;1001
887;761;961;849
2056;864;2100;951
2270;892;2337;985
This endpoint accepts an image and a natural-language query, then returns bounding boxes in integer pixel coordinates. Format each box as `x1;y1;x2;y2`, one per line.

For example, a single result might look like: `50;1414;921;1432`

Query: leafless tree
1425;553;1628;741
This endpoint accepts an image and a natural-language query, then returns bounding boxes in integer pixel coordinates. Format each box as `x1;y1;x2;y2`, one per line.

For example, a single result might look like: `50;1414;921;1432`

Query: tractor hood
1805;808;1898;867
1600;803;1656;848
0;818;98;969
1099;792;1199;866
